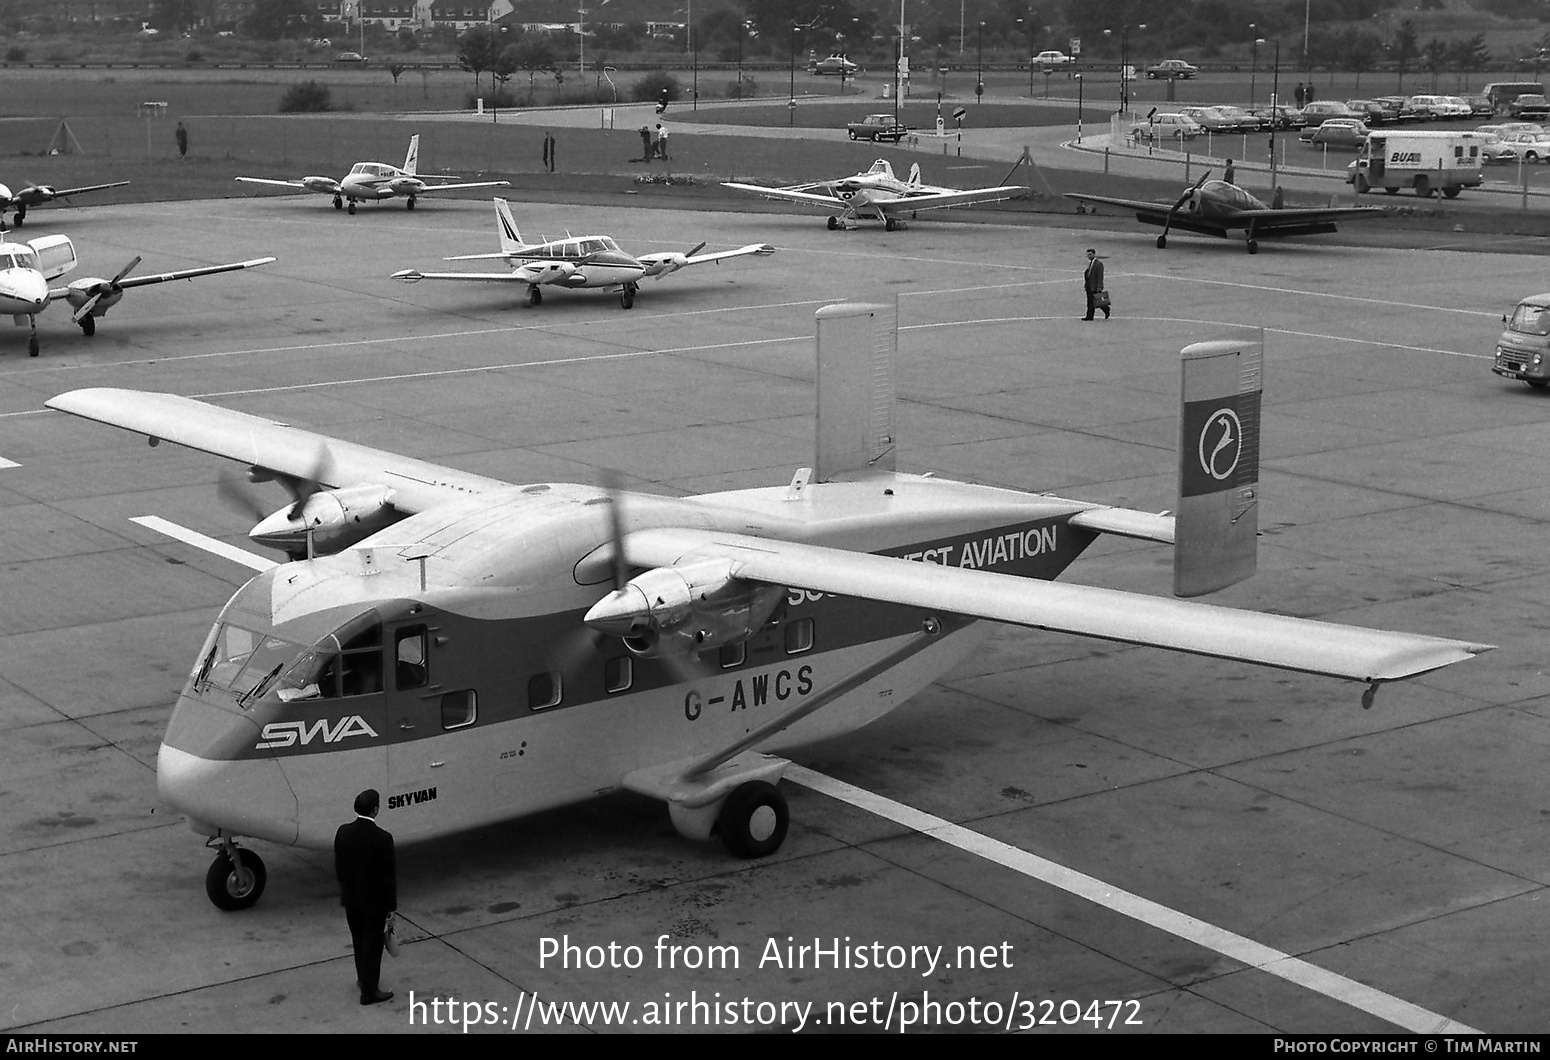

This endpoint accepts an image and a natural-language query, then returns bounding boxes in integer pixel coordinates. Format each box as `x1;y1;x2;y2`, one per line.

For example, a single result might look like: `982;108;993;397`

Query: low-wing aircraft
1065;173;1383;253
45;305;1490;911
723;159;1027;231
391;197;775;309
0;179;131;229
235;134;509;214
0;234;274;356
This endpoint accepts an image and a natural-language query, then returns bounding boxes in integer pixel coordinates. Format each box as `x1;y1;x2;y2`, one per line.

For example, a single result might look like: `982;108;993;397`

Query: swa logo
256;715;379;750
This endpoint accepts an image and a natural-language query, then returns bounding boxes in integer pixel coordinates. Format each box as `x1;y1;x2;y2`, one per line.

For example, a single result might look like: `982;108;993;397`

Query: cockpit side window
395;626;428;690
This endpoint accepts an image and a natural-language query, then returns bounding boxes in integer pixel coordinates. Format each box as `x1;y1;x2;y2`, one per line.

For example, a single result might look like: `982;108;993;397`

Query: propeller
1159;170;1211;248
683;241;706;260
71;256;141;323
600;468;629;591
280;442;337;521
215;467;270;523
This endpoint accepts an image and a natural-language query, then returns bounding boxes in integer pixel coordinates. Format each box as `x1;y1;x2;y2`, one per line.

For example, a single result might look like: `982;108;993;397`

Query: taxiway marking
1134;271;1504;318
130;516;277;572
788;765;1480;1036
0;456;18;468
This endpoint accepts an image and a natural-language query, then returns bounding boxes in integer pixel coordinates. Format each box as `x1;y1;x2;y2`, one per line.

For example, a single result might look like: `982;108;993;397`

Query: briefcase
1095;290;1111;309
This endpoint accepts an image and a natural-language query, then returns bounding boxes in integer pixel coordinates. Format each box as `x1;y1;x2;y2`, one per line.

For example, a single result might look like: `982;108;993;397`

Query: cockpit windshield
194;610;384;706
194;624;308;705
0;247;38;270
1509;302;1550;336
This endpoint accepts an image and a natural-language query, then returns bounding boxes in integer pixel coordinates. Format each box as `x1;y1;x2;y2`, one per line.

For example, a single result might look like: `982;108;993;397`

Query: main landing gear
347;200;357;215
717;781;789;858
527;285;543;306
205;837;267;911
333;195;343;210
13;204;25;225
79;315;95;336
1156;234;1168;248
620;282;637;310
406;196;416;211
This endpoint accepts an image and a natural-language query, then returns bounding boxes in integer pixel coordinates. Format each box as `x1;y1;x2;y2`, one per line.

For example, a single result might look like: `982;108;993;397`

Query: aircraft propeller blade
282;443;337;521
215;467;270;523
72;256;143;324
1161;170;1211;242
600;469;629;591
684;242;706;259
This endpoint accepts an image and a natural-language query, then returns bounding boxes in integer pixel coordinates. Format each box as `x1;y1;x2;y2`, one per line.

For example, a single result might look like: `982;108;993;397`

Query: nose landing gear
205;837;267;911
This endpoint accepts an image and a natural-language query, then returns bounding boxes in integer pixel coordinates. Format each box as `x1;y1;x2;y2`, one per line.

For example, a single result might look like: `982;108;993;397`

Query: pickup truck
847;114;908;142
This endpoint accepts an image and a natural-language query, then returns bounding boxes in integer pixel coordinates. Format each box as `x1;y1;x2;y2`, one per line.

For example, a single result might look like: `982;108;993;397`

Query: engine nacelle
300;176;338;192
388;177;427;195
65;278;125;315
249;484;401;557
583;559;786;657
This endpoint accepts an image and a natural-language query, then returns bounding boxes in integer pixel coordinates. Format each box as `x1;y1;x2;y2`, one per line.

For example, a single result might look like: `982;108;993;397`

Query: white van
1348;130;1485;197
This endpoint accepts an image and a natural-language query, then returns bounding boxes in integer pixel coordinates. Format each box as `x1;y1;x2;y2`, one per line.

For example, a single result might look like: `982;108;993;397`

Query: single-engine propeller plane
1065;173;1383;253
724;159;1027;231
0;179;131;229
236;135;508;214
1;233;274;356
391;198;775;309
45;305;1490;911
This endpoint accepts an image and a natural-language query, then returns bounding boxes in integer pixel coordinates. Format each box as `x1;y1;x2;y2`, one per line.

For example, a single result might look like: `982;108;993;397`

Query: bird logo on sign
1198;408;1241;481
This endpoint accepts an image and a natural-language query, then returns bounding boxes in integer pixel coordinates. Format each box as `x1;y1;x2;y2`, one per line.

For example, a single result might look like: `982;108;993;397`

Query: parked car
1031;50;1074;66
1146;59;1198;79
1509;93;1550;120
1476;135;1519;164
1247;104;1305;130
333;51;366;62
1497;130;1550;161
1213;104;1271;131
1460;93;1495;117
1300;118;1370;147
1346;99;1392;125
1179;106;1244;133
846;113;908;142
1299;100;1357;125
1130;112;1203;140
1477;122;1545;137
1372;96;1417;122
1404;95;1456;120
811;54;860;76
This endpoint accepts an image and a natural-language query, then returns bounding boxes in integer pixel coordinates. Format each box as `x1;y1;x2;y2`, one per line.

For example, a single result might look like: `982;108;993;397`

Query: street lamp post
1105;24;1145;113
1265;38;1281;195
976;21;985;102
789;21;798;126
1250;26;1259;107
1017;17;1035;96
1075;71;1083;141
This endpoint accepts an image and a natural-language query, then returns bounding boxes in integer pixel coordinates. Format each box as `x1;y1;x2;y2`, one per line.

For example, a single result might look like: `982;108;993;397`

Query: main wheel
80;315;95;337
1156;234;1167;249
1246;238;1259;254
333;196;343;210
826;216;840;230
718;781;789;859
406;196;416;211
14;205;25;224
28;335;39;357
884;217;898;231
205;849;266;911
527;285;542;306
347;201;357;214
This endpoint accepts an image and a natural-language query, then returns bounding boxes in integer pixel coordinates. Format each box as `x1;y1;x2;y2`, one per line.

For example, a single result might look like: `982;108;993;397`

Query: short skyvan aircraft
1065;173;1382;253
391;198;775;309
236;135;508;214
45;305;1490;911
0;233;274;356
723;159;1027;231
0;179;130;229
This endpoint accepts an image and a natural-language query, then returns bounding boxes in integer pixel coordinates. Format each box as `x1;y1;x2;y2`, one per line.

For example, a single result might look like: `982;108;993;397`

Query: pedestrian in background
655;123;670;160
1082;247;1110;321
174;121;187;160
542;131;556;173
637;125;652;161
1223;158;1235;185
1294;83;1305;109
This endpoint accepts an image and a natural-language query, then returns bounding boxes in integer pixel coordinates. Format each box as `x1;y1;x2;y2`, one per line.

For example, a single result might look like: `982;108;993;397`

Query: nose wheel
333;195;343;210
406;196;416;211
27;314;38;357
620;282;636;310
205;840;267;911
347;201;357;215
527;285;543;306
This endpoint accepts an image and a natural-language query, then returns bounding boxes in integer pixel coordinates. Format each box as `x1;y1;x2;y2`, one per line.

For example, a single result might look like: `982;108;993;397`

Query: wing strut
682;617;944;781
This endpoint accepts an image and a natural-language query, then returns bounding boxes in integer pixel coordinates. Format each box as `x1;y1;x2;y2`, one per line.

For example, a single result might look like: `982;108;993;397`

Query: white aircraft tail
493;198;524;252
813;301;897;481
402;134;420;175
907;163;922;188
1174;334;1262;597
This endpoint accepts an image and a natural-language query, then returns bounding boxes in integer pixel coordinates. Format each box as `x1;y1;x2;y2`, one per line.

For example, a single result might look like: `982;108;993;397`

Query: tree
152;0;200;33
1391;20;1418;92
457;25;501;95
1422;38;1448;91
244;0;311;41
1447;33;1489;91
509;37;559;95
1340;29;1380;90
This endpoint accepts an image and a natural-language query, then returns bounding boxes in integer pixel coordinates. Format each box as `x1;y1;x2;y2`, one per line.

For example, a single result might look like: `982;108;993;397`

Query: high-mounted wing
874;185;1028;211
618;527;1491;684
44;388;512;516
721;182;847;209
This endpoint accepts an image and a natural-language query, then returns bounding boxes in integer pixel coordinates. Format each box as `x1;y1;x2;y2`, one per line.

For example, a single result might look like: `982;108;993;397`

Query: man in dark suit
335;789;397;1005
1082;248;1109;320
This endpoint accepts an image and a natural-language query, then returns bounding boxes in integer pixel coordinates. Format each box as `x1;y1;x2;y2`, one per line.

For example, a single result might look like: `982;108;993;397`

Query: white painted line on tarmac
0;456;18;468
1132;272;1503;318
787;764;1479;1036
130;516;277;572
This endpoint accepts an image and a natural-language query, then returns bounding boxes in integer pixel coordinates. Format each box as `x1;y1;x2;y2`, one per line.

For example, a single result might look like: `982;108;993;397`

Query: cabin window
605;657;633;694
718;642;746;668
395;626;428;689
785;618;814;655
528;672;563;710
441;689;477;729
1454;146;1464;159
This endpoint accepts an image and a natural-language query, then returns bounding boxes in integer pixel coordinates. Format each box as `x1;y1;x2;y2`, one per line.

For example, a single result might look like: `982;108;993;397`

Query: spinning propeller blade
71;256;142;323
283;443;337;521
1161;170;1211;243
215;467;269;523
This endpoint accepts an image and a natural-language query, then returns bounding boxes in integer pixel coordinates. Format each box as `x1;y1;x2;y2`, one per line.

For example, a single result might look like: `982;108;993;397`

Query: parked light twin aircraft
392;198;775;308
0;233;273;356
0;179;130;229
724;159;1028;231
46;306;1490;911
236;134;509;214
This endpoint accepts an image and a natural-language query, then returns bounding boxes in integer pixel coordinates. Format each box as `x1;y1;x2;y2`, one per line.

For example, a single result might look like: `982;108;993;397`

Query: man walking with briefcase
1082;247;1110;320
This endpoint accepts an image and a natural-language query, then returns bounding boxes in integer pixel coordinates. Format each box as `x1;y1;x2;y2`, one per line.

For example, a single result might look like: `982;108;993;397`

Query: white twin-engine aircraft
723;159;1028;231
0;179;130;229
235;134;509;214
46;305;1490;911
0;234;274;357
391;198;775;309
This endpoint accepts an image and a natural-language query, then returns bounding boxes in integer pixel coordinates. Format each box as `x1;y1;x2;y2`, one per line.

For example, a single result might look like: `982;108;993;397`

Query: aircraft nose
158;697;300;845
1;270;48;311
